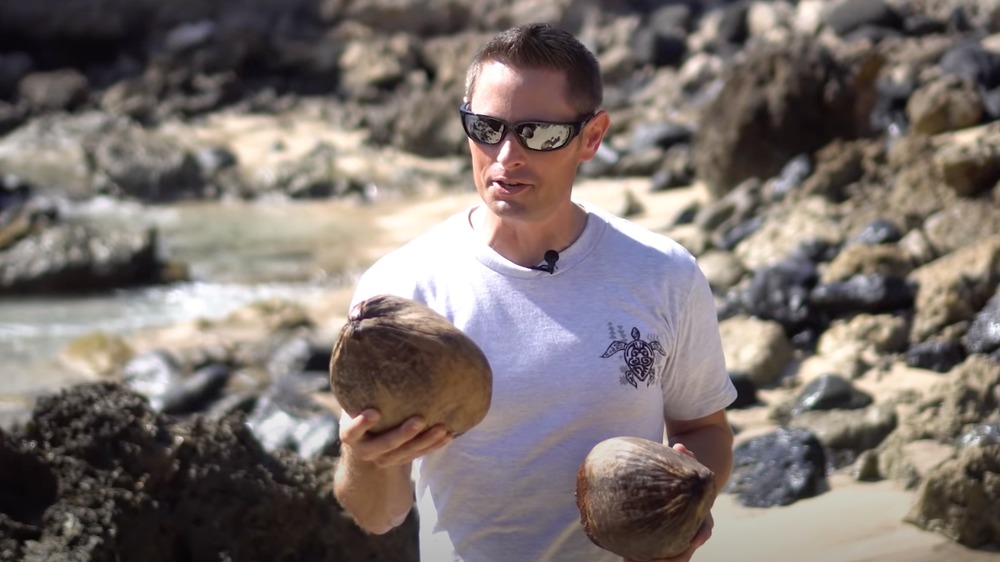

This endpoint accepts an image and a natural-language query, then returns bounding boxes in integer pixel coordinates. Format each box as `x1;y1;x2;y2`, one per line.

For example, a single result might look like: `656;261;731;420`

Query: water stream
0;196;390;396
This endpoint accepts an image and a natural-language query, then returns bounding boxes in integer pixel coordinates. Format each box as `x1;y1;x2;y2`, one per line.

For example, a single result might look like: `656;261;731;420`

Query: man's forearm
333;448;415;534
668;422;734;492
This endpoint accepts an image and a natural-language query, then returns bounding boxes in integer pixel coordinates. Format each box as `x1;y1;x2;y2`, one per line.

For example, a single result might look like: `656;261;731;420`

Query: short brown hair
464;23;603;115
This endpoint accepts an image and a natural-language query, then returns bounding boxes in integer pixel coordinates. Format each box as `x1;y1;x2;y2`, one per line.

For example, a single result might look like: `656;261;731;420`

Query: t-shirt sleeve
660;264;737;420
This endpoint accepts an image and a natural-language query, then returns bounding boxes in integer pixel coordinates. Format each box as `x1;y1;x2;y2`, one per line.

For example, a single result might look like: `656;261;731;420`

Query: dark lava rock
728;372;759;409
790;374;873;417
905;340;968;373
0;382;416;562
964;293;1000;355
810;274;916;315
725;427;829;508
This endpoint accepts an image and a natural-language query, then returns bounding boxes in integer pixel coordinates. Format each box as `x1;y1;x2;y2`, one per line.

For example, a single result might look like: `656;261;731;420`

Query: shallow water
0;196;392;396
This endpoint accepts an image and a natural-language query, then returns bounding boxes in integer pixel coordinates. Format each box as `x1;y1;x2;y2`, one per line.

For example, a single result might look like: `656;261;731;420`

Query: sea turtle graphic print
601;325;666;388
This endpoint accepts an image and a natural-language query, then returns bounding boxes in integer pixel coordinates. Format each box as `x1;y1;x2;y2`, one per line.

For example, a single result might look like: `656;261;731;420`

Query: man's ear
580;110;610;161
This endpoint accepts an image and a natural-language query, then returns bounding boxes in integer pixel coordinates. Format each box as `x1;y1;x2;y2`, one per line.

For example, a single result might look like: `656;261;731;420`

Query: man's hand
623;443;716;562
339;409;453;468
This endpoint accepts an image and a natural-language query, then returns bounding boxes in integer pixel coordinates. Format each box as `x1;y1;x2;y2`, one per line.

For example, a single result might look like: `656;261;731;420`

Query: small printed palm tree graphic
601;327;666;388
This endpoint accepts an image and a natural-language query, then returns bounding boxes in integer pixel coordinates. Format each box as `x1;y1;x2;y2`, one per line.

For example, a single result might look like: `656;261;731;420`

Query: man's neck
470;204;587;268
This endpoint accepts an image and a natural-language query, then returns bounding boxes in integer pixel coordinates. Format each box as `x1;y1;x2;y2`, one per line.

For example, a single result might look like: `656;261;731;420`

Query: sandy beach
700;474;999;562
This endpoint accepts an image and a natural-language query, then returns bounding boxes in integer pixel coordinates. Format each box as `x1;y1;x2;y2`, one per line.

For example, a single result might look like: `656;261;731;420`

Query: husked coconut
329;294;493;435
575;436;716;561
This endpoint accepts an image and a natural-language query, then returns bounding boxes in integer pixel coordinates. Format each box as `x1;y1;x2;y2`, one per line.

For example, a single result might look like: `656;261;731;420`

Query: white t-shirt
351;202;737;562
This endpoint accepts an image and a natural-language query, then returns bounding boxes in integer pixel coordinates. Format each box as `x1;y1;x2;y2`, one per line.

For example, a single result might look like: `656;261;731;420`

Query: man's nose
495;130;527;166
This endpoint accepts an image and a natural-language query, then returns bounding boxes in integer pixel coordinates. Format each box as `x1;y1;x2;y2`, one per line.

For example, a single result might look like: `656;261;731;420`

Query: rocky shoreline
1;0;999;559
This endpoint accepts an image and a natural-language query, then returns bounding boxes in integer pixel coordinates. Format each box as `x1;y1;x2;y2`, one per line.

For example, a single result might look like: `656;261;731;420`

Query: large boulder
904;444;1000;549
693;37;881;199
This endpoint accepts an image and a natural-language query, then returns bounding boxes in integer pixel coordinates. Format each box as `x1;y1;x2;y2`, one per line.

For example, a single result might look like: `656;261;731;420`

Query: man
333;23;737;562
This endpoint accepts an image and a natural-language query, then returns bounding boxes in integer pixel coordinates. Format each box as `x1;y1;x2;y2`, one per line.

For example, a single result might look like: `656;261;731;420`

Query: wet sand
700;473;999;562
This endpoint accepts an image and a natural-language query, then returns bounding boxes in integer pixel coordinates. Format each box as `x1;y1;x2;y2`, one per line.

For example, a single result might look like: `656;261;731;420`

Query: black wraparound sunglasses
459;103;596;152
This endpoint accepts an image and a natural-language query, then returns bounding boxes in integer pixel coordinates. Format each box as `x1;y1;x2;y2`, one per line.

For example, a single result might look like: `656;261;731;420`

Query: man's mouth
493;180;527;193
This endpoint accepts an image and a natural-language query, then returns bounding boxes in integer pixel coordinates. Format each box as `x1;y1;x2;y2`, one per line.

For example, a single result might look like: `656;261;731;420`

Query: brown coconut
575;436;716;561
329;294;493;435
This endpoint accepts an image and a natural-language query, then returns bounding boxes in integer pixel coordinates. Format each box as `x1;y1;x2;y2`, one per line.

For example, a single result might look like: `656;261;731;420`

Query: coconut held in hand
329;294;493;435
575;436;716;561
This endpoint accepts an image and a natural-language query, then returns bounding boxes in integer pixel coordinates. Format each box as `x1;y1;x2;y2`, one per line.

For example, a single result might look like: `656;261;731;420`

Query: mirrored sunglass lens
466;115;505;144
520;123;572;150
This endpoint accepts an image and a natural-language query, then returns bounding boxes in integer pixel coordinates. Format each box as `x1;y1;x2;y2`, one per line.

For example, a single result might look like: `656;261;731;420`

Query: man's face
465;61;605;225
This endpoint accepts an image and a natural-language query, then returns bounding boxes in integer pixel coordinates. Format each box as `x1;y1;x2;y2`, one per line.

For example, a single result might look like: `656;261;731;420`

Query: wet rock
904;444;1000;549
122;350;187;406
246;370;340;459
810;273;916;316
158;364;232;415
729;254;820;339
958;422;1000;448
767;153;813;201
265;335;332;379
905;340;968;373
964;292;1000;354
850;218;903;246
789;374;873;417
727;372;759;409
824;0;903;37
0;220;177;295
649;144;696;191
725;427;829;507
939;42;1000;90
627;121;692;153
694;178;764;236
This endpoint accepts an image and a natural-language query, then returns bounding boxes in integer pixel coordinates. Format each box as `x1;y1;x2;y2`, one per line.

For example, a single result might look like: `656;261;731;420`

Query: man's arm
334;410;451;534
665;409;734;490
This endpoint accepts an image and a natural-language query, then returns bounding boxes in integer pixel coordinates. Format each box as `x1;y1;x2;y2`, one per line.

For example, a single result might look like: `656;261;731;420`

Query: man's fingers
374;425;452;467
340;411;451;466
339;409;381;443
670;442;695;458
